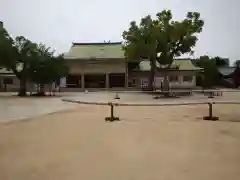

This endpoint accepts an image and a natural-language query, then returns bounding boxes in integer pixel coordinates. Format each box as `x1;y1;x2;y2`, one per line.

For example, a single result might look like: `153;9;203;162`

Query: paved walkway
0;95;77;123
0;91;239;123
65;91;239;104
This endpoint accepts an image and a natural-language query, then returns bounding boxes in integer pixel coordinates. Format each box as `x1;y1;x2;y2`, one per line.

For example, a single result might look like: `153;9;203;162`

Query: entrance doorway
66;75;81;88
109;73;125;88
84;74;106;88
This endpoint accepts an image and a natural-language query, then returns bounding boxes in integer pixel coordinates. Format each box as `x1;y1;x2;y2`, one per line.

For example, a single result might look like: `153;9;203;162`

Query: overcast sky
0;0;239;63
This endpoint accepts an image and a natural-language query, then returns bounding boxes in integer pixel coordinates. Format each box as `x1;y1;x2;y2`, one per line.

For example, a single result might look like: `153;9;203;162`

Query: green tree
14;36;39;96
196;56;219;87
0;28;68;96
0;28;16;69
213;56;229;67
234;60;240;67
123;10;204;90
0;28;38;96
28;47;68;96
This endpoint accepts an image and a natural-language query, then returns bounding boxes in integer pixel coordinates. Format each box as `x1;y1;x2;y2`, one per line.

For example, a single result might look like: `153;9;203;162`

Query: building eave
72;42;122;46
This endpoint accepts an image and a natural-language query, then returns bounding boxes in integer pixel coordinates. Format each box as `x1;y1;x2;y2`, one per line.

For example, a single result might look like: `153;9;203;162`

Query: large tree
0;28;16;69
0;28;37;96
14;36;39;96
0;28;68;96
213;56;229;67
234;60;240;67
123;10;204;90
196;55;219;87
28;46;68;95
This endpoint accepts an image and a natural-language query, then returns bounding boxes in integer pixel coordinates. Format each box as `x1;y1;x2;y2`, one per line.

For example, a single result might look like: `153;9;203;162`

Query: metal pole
208;103;212;119
110;103;114;120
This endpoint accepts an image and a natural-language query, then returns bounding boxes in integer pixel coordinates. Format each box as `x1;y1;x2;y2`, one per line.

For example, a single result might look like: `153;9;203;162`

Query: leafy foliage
0;28;17;69
213;56;229;67
122;10;204;66
122;10;204;90
28;52;68;85
234;60;240;67
0;28;68;96
195;56;219;87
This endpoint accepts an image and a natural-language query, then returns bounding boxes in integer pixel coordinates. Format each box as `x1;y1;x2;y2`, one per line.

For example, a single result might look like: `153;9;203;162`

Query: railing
62;99;240;122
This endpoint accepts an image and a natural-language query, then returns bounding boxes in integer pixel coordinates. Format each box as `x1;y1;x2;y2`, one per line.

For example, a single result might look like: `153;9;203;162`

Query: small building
63;42;126;90
128;59;202;89
63;42;202;90
0;68;19;92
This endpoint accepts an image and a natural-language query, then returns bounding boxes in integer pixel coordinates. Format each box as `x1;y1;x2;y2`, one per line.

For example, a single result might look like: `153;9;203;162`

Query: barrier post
203;102;219;121
110;103;114;119
105;103;120;122
209;103;212;119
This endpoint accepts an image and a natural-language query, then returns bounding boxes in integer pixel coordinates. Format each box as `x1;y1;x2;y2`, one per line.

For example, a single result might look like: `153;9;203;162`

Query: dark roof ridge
72;42;122;46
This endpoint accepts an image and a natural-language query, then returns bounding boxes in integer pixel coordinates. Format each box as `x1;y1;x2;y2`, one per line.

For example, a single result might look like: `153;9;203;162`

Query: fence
62;99;240;122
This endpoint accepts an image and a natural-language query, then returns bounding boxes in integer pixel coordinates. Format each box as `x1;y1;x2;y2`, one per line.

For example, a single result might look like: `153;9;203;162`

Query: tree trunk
18;78;27;96
148;69;154;91
162;69;171;97
163;70;169;91
148;59;156;91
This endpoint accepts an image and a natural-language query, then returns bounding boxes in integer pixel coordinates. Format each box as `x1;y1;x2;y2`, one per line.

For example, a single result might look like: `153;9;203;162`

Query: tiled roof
64;42;124;60
0;68;13;74
138;59;203;71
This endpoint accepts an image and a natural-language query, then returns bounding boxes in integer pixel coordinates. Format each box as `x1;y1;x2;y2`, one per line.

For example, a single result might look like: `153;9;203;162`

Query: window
169;75;178;82
140;79;148;89
183;76;193;82
128;79;136;87
66;75;81;88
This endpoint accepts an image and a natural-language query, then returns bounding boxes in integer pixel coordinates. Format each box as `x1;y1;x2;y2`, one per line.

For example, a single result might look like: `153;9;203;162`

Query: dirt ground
0;102;240;180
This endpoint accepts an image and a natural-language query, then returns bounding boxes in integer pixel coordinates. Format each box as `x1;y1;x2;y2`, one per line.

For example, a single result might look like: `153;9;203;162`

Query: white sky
0;0;239;63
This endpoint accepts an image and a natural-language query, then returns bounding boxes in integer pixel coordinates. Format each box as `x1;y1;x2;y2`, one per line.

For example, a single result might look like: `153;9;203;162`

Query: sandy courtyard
0;91;240;180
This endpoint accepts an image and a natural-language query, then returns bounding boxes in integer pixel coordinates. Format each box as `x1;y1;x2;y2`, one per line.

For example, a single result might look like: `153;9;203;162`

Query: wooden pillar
192;75;196;85
179;75;183;84
81;74;85;89
105;73;109;88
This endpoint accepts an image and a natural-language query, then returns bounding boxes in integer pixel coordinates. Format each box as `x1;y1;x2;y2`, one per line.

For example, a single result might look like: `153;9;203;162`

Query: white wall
140;75;196;89
170;76;196;88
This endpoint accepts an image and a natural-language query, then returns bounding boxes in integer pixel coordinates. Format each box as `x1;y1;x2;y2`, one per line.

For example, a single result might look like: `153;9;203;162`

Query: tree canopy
28;52;68;86
234;60;240;67
195;55;219;87
0;28;17;70
213;56;229;67
123;10;204;65
122;10;204;89
0;27;68;96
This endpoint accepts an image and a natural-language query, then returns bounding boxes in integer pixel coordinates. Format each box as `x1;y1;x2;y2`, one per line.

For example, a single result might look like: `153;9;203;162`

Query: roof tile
64;42;124;59
138;59;202;71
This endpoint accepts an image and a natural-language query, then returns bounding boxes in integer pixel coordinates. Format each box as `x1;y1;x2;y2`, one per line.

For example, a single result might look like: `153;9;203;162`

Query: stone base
105;116;120;122
114;93;120;99
203;116;219;121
